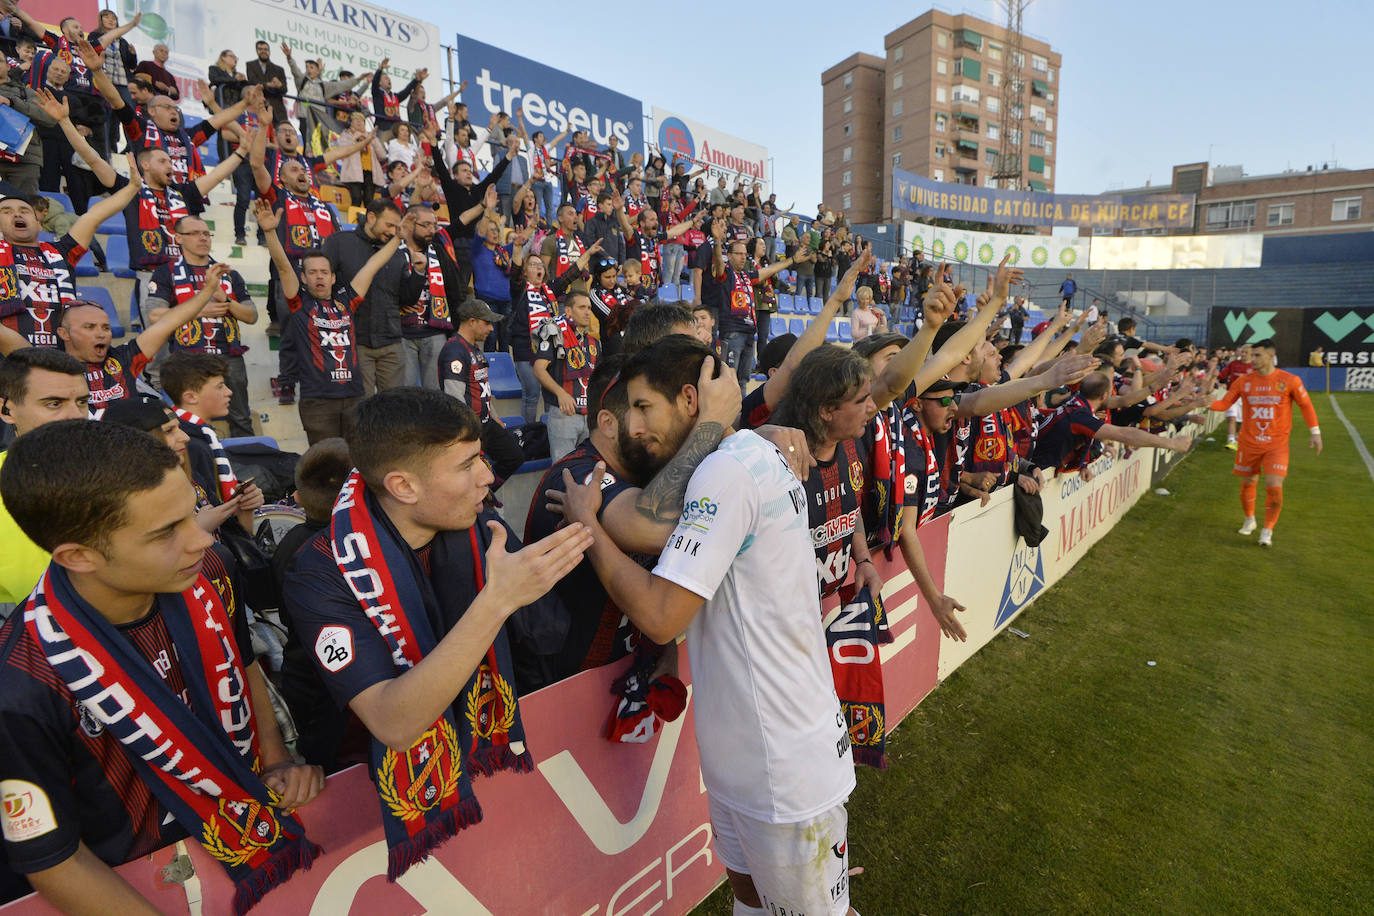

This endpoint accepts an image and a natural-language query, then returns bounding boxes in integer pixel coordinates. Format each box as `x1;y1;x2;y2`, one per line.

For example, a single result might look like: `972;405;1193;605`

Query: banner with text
455;34;643;154
651;106;769;191
1209;307;1374;368
903;220;1089;270
892;169;1195;231
117;0;441;119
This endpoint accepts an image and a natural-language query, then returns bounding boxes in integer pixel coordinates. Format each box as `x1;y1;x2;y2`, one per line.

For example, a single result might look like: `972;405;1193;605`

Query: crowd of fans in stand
0;9;1235;915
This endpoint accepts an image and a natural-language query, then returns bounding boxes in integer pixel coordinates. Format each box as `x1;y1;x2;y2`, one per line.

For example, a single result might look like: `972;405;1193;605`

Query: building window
988;70;1001;88
951;85;981;105
1045;139;1053;155
842;193;851;209
1047;91;1056;106
935;144;947;158
843;71;853;89
935;114;947;132
1206;201;1257;230
933;169;945;181
1011;51;1025;68
985;175;999;188
1332;197;1363;221
936;58;947;75
842;170;852;187
936;86;947;103
842;146;852;162
1267;203;1295;226
1030;104;1046;124
893;99;903;116
986;97;1000;114
1029;131;1046;149
1047;68;1055;83
1031;54;1048;72
1045;116;1054;132
937;31;948;48
1044;164;1052;180
843;123;851;136
1008;128;1021;144
893;72;904;89
893;125;903;142
987;43;1002;61
843;97;852;114
984;148;998;165
987;124;1000;140
894;45;904;62
892;152;902;167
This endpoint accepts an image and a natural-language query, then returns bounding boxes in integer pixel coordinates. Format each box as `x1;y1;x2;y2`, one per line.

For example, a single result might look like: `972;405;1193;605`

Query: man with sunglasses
144;217;258;437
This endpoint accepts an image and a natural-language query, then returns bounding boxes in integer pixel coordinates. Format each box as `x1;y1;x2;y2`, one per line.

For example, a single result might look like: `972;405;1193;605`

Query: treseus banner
1210;307;1374;368
892;168;1195;231
455;34;643;152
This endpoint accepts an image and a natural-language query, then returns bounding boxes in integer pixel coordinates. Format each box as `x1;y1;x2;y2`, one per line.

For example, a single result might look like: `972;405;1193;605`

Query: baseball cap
923;377;968;394
756;334;796;375
102;397;174;432
456;298;502;323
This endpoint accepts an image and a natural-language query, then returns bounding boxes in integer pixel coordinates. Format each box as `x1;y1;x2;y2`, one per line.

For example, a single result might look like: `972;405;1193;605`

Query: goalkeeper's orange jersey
1210;369;1318;450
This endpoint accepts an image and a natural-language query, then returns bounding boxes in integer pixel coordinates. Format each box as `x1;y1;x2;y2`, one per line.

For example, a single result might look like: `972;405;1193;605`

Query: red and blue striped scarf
329;471;531;879
24;566;318;914
826;583;888;769
174;407;238;503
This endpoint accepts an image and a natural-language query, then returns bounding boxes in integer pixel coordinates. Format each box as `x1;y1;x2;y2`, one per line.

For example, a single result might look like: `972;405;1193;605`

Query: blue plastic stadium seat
825;322;839;343
223;436;280;450
777;293;794;313
199;142;221;170
808;297;823;315
678;284;694;303
657;283;678;301
517;456;553;475
838;319;853;343
486;351;522;399
103;235;136;278
789;317;806;336
77;286;125;338
770;316;788;338
96;213;125;237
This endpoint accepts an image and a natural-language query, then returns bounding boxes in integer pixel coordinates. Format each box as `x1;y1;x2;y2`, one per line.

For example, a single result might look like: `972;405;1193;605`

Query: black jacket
433;146;511;243
246;59;289;124
321;227;426;348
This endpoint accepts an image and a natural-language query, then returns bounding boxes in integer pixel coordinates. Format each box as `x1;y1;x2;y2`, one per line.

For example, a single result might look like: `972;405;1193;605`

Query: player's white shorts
1226;401;1243;421
709;795;851;915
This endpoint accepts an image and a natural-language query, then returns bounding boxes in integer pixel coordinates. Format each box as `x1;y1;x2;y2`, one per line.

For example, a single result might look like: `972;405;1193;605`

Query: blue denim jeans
722;330;756;385
661;243;687;288
795;275;816;301
515;359;542;423
532;179;558;222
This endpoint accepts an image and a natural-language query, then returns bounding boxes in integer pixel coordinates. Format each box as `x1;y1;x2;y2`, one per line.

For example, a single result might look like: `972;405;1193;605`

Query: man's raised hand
36;88;69;122
991;252;1024;302
1048;352;1100;388
253;198;281;231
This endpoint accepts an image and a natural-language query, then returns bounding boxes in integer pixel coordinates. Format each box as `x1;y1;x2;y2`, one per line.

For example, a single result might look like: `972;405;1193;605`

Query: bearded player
1208;339;1321;546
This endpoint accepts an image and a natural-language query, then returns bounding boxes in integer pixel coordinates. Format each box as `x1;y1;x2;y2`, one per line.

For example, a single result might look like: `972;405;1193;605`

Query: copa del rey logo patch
314;625;354;673
2;780;58;842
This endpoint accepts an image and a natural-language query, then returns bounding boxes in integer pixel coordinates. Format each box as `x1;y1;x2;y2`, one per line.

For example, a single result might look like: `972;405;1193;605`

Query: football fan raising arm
136;264;231;357
194;124;257;198
34;93;139;242
256;201;300;300
1093;422;1191;453
757;250;873;410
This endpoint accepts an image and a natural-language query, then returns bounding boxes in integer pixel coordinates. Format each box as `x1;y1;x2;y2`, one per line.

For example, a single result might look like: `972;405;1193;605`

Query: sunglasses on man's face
920;395;958;408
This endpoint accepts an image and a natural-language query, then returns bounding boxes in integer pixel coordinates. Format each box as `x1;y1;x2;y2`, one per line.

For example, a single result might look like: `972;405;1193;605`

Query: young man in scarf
437;298;524;488
280;387;592;878
144;215;258;437
0;420;323;912
533;290;600;462
559;335;859;916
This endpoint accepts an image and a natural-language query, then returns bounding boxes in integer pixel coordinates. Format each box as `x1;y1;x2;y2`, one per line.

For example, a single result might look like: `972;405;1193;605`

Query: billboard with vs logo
1209;307;1374;367
652;107;769;192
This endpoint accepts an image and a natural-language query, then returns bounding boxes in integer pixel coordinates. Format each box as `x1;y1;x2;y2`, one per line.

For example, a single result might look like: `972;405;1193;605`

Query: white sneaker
1258;528;1273;547
1238;517;1257;535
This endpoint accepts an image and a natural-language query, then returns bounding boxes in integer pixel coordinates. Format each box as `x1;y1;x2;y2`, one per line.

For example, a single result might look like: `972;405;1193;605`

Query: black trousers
482;417;525;486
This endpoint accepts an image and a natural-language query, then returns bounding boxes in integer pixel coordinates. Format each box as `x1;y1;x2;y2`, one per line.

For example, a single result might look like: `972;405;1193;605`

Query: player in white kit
562;334;859;916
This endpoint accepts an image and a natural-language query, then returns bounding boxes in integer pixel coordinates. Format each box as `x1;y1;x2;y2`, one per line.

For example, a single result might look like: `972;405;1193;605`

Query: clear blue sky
415;1;1373;209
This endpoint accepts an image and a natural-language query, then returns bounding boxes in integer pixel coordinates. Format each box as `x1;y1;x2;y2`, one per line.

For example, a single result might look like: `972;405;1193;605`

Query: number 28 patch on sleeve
314;625;354;673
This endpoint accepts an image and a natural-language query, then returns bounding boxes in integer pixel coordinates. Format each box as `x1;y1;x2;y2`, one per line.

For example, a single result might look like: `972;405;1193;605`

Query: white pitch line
1329;395;1374;485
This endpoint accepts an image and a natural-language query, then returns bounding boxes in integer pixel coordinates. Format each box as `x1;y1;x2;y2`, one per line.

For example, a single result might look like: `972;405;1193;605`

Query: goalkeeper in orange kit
1208;339;1322;546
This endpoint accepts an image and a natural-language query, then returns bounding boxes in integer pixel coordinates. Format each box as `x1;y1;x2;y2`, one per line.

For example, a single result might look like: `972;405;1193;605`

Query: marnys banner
652;106;769;191
113;0;442;119
903;221;1089;271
